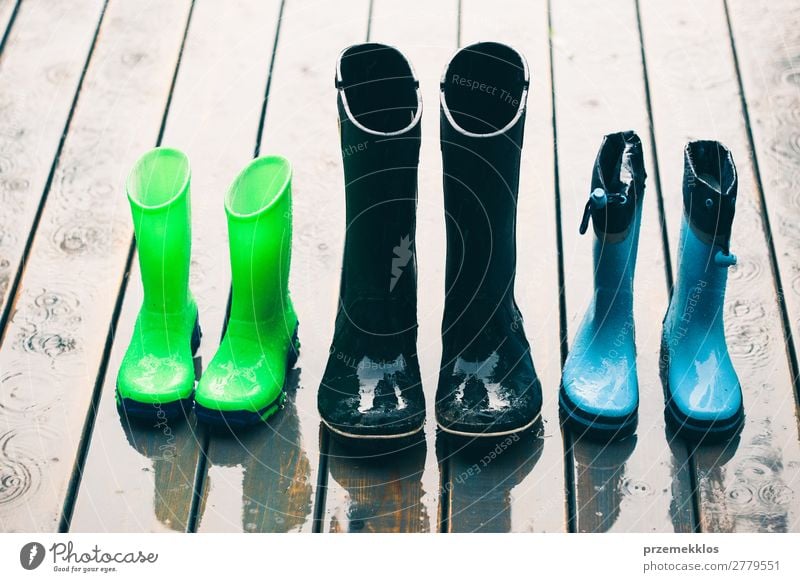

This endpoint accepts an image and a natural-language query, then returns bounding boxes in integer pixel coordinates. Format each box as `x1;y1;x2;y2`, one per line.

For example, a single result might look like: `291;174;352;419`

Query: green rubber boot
194;156;299;427
116;147;200;418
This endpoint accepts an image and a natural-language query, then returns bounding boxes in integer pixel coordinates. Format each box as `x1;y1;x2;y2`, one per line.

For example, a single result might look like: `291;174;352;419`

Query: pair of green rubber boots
116;148;298;426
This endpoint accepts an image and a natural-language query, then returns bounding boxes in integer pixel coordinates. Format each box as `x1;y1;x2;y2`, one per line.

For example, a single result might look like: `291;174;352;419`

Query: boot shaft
439;42;529;321
225;156;293;324
583;131;646;315
670;217;731;330
682;140;737;253
127;147;192;314
335;43;422;326
669;141;738;330
592;204;642;320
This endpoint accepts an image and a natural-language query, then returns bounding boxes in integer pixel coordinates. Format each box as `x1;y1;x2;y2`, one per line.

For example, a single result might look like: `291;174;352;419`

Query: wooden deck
0;0;798;533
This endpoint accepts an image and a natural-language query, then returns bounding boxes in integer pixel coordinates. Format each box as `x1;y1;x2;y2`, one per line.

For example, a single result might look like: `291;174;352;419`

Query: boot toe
435;338;543;437
667;365;742;423
560;369;639;423
436;402;539;437
436;377;542;437
318;380;426;438
318;355;426;438
117;353;194;406
665;348;743;437
194;336;287;418
321;398;426;438
560;322;639;424
195;365;284;415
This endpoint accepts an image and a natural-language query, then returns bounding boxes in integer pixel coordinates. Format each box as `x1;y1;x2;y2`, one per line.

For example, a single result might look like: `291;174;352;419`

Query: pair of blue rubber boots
560;132;743;442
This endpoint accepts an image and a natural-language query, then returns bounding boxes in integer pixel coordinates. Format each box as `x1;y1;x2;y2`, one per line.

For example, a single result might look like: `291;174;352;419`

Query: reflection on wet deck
1;0;799;533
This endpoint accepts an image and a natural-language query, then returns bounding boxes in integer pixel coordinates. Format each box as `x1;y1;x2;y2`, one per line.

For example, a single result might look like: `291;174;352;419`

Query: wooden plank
195;0;371;533
0;0;20;52
726;0;800;526
551;0;695;532
69;0;282;532
312;0;454;535
0;0;105;329
726;2;800;396
0;0;192;532
440;0;566;533
641;0;800;532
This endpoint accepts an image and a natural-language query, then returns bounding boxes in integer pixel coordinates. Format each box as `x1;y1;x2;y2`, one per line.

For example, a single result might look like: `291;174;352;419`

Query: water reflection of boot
437;423;544;532
572;435;637;532
325;433;429;533
119;412;201;531
196;369;313;532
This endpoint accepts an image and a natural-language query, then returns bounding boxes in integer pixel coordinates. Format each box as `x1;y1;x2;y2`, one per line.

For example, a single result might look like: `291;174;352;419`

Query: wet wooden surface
552;0;696;532
1;0;799;532
71;0;282;533
0;0;105;329
640;0;800;532
0;1;20;50
0;0;192;532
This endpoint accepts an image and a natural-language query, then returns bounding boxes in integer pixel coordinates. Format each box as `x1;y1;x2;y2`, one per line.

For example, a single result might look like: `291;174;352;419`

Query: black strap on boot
683;140;737;257
580;131;645;238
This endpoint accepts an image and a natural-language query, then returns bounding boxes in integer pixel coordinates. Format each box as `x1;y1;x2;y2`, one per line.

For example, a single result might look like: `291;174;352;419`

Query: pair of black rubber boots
317;42;541;440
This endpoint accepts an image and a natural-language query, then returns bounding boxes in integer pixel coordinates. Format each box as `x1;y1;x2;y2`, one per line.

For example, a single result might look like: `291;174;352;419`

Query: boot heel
191;316;202;355
287;323;300;369
191;316;202;380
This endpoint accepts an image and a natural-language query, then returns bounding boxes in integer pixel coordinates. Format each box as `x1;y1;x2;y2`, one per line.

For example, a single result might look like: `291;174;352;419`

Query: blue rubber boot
661;141;742;441
560;131;645;439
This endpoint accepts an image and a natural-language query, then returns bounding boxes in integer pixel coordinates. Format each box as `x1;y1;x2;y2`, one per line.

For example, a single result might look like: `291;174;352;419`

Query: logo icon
20;542;46;570
390;235;412;292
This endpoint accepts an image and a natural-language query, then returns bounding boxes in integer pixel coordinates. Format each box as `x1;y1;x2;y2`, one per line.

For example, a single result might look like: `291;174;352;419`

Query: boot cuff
126;147;190;213
586;130;645;237
225;156;291;221
683;140;737;249
440;41;529;137
336;43;422;136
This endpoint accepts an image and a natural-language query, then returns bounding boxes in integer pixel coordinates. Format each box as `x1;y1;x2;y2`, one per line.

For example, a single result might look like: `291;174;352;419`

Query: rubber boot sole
558;388;638;442
322;417;426;441
194;324;300;429
659;340;744;443
116;316;202;420
435;413;540;439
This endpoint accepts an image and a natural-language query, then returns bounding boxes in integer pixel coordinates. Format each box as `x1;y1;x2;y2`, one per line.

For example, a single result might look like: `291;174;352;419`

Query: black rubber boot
436;42;542;437
318;43;426;439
